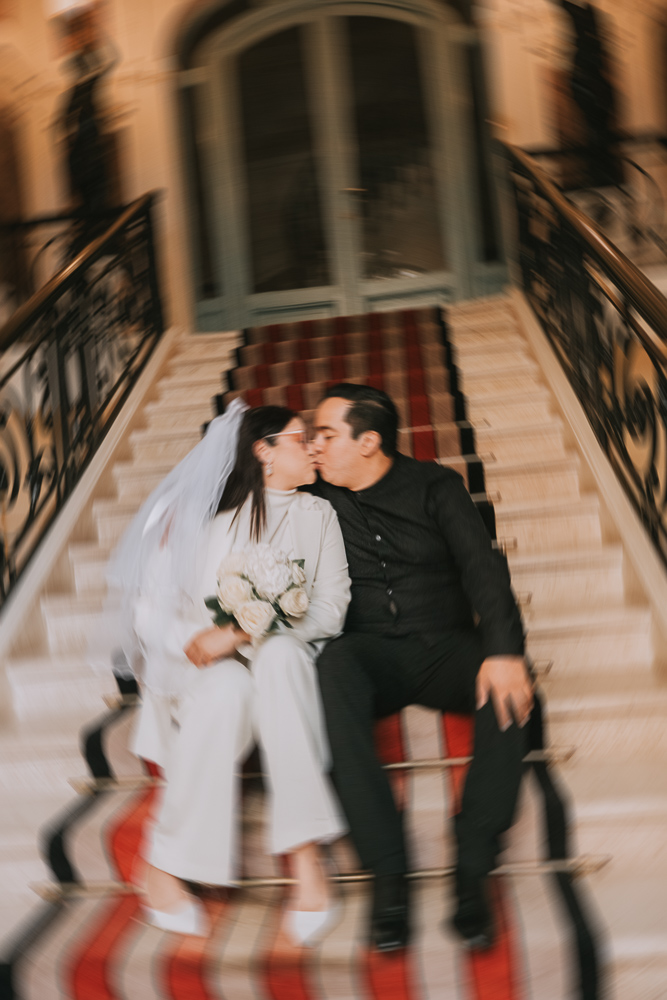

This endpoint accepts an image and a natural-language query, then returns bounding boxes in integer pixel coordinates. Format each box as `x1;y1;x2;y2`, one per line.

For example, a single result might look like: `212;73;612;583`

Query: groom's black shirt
307;454;524;658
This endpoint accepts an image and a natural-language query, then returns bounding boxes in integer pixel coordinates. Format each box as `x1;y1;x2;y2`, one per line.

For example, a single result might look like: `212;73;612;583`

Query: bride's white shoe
143;897;209;936
285;902;342;948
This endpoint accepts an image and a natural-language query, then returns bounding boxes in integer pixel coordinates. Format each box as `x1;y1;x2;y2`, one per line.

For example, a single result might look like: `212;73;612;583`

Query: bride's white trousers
133;634;347;886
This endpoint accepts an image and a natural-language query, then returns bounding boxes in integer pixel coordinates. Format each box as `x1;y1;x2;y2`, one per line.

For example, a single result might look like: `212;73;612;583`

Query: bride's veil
90;398;248;693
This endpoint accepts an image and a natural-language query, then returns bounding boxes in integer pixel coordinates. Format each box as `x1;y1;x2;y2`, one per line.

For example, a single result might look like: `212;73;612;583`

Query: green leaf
204;596;221;612
209;606;236;628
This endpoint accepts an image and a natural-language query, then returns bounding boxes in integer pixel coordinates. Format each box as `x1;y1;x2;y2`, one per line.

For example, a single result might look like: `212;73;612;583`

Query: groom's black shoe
450;875;494;950
370;873;410;952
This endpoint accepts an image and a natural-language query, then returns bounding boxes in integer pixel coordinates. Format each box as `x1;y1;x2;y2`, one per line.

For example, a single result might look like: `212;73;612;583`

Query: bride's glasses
264;429;310;447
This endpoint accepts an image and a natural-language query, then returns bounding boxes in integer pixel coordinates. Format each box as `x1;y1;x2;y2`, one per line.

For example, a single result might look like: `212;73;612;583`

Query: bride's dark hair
217;405;297;540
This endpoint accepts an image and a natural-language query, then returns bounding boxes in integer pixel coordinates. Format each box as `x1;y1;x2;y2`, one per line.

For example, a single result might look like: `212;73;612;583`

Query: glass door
194;6;475;328
238;26;332;297
339;15;458;312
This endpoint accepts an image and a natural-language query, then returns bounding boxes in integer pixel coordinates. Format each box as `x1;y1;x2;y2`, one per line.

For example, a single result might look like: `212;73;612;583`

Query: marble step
449;333;526;355
611;958;667;1000
543;671;666;756
559;758;667;864
448;294;514;319
112;462;171;504
587;869;667;985
164;359;232;382
460;368;545;399
526;605;654;673
171;341;238;366
495;495;603;552
143;399;216;432
448;308;518;326
466;388;554;428
129;426;200;466
41;594;103;655
509;755;667;869
484;455;581;503
399;419;564;465
449;299;516;315
92;499;141;549
155;370;226;400
507;545;625;609
4;657;109;722
448;300;516;317
506;769;667;997
173;331;240;349
458;353;539;381
451;347;534;375
154;382;224;408
474;419;567;462
0;733;88;800
69;542;111;596
0;721;120;945
449;322;520;342
0;856;54;946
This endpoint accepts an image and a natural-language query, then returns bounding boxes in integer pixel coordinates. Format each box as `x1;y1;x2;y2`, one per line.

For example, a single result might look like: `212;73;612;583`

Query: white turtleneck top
133;489;351;700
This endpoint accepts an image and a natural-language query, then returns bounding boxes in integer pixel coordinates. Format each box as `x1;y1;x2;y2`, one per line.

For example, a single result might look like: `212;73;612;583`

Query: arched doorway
178;1;503;329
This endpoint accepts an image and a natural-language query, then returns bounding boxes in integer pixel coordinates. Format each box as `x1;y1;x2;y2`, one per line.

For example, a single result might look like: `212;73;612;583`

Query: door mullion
210;55;253;329
304;16;363;316
418;23;476;301
182;62;229;326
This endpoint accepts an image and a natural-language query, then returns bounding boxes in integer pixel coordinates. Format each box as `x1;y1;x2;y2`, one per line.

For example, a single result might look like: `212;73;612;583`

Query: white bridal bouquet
205;545;309;640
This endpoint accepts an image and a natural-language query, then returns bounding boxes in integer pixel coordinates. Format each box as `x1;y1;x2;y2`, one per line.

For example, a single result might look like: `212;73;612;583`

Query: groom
307;383;533;953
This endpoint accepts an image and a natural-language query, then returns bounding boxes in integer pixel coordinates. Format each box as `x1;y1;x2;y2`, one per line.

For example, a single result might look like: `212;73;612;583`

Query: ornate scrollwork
508;154;667;565
0;197;162;605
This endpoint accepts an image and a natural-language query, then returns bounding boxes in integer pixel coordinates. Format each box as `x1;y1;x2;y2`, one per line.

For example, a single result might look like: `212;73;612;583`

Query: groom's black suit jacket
307;453;524;660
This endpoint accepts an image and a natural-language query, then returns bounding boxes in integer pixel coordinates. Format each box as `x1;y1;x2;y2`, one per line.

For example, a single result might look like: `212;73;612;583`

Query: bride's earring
265;460;273;477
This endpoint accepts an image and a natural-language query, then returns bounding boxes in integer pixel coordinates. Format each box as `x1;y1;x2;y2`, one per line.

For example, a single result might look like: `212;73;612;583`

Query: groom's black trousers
317;630;527;881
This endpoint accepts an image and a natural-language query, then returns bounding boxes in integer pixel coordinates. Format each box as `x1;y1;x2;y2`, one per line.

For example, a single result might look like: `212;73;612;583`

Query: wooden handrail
0;207;123;230
0;192;160;354
502;141;667;345
516;131;667;158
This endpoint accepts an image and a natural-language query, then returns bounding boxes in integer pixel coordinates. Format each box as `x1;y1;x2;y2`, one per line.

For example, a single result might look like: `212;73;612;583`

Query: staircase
0;297;665;999
0;331;240;943
448;297;667;999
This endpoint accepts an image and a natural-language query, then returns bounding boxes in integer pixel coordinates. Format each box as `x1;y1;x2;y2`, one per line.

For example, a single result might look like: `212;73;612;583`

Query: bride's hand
184;625;248;667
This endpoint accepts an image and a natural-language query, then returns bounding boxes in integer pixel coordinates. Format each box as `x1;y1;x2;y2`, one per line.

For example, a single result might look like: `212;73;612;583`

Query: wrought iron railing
524;134;667;266
0;192;164;605
0;207;127;317
502;141;667;567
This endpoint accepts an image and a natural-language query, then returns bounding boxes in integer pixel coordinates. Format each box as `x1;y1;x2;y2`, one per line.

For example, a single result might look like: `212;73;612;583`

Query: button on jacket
308;453;524;658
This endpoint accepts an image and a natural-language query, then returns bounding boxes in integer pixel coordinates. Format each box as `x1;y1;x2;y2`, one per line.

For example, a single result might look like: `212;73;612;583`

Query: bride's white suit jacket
132;491;351;768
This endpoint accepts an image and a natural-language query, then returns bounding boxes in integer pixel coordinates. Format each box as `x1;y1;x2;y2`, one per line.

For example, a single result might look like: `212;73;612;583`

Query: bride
106;401;350;943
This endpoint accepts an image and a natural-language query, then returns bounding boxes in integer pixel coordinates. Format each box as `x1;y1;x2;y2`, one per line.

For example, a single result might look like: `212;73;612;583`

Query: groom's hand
476;656;533;731
184;625;249;667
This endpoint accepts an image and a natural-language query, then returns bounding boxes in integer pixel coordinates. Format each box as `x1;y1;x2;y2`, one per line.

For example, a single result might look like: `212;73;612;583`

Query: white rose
219;551;247;577
279;587;309;618
291;561;307;587
236;599;276;638
217;574;253;612
243;545;293;601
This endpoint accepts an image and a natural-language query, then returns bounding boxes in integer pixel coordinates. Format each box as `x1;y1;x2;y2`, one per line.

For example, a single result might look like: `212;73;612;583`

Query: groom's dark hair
322;383;399;458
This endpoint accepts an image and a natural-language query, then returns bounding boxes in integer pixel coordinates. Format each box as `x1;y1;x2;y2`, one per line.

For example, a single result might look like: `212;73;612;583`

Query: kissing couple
104;382;532;951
